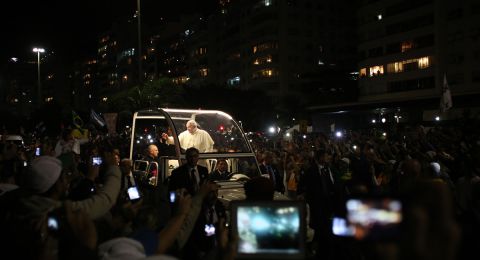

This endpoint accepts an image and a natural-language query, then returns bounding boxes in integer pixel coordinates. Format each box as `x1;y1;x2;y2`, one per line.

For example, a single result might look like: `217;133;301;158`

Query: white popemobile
128;108;287;204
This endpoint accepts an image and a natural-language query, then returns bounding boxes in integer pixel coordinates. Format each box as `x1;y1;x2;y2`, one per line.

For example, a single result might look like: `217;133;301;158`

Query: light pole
33;47;45;107
136;0;143;85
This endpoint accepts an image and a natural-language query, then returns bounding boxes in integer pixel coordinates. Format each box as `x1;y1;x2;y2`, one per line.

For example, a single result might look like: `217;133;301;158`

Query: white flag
440;74;452;113
90;109;106;127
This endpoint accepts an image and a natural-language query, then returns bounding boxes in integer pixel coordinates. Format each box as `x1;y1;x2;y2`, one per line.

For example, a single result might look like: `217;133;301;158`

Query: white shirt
317;164;335;184
189;166;200;185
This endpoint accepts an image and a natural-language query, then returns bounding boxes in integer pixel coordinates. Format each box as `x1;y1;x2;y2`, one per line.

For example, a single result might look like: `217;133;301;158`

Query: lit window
253;55;273;65
195;47;207;55
359;68;367;77
368;65;384;76
252;69;277;79
387;62;403;73
199;68;208;77
172;76;189;84
418;57;430;68
252;42;277;54
387;56;431;73
401;41;413;52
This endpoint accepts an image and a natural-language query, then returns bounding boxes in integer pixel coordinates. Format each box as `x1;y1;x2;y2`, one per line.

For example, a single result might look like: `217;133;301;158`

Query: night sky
1;0;217;64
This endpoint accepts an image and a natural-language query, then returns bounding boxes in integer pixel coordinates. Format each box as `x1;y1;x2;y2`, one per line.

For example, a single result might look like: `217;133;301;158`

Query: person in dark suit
168;147;208;195
259;151;285;194
297;149;336;259
209;159;232;181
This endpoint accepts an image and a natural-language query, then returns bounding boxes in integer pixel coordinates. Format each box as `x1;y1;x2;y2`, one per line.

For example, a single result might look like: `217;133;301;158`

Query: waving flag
72;110;84;129
440;74;452;113
90;109;106;127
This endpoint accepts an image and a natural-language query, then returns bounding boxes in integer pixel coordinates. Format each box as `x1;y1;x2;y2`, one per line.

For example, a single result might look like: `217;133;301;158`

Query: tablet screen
230;200;306;259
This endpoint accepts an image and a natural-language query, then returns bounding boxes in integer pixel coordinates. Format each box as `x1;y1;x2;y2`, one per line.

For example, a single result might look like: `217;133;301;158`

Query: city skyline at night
1;0;217;63
1;0;480;132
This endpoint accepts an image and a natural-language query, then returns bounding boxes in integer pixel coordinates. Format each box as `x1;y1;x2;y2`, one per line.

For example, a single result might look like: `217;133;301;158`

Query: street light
33;47;45;107
136;0;143;84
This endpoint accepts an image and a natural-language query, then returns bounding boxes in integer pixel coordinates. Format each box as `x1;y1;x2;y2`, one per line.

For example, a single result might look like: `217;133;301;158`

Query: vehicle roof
134;108;233;119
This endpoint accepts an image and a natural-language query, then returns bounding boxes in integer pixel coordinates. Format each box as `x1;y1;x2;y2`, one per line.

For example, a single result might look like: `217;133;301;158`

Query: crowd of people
0;116;479;259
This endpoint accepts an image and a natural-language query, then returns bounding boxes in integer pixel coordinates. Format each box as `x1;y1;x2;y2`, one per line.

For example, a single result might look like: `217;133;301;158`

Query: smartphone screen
169;191;176;203
127;186;141;201
47;216;59;231
204;224;216;236
47;209;63;235
92;156;103;166
332;217;355;237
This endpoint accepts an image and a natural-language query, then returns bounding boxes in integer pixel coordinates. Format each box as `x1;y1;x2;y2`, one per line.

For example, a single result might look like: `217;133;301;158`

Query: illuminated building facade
357;0;480;105
209;0;358;107
308;0;480;132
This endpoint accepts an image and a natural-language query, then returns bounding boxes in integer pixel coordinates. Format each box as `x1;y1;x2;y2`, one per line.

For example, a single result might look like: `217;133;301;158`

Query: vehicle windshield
164;109;251;154
131;116;175;160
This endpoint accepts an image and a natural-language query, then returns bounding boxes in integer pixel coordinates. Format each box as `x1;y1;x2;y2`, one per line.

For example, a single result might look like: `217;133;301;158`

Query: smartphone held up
127;186;141;203
332;196;403;241
92;156;103;166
